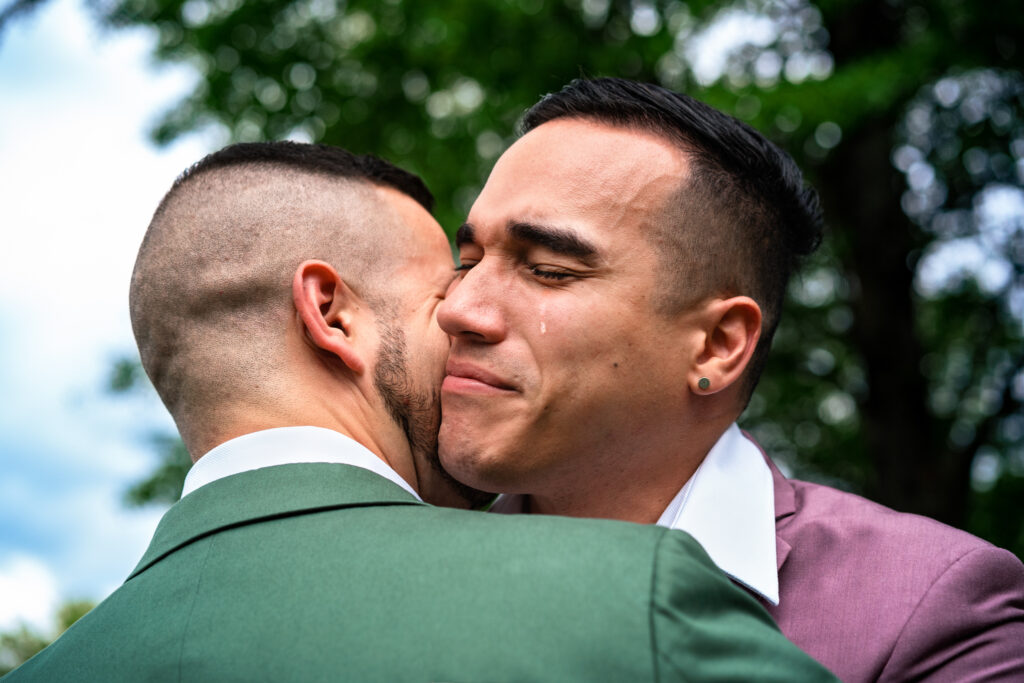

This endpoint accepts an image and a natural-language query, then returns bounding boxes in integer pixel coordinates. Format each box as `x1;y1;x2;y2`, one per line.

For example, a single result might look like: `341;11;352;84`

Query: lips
443;360;518;393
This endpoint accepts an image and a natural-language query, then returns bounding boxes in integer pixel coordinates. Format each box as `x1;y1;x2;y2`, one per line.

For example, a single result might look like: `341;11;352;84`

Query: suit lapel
128;463;424;580
763;454;796;572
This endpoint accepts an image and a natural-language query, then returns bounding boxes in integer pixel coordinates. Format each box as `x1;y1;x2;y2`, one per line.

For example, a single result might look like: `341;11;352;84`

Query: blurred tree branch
0;0;48;40
0;599;94;675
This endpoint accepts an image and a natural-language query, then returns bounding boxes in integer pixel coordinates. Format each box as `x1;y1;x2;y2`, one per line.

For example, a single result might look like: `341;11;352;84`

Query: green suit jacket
6;463;834;681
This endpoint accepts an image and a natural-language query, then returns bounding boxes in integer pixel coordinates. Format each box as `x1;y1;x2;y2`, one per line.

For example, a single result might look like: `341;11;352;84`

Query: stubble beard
373;321;493;508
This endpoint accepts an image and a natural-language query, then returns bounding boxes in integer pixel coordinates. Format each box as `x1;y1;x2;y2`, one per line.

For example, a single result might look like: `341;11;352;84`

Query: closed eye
529;266;573;281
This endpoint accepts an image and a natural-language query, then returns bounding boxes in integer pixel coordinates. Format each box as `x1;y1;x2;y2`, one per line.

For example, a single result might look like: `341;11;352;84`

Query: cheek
433;319;451;353
535;299;552;336
526;302;588;359
535;317;635;372
535;317;663;415
413;321;449;380
427;304;449;341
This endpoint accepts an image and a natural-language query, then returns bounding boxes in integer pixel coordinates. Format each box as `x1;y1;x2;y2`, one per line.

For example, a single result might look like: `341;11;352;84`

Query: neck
523;419;732;523
524;461;696;524
189;379;417;488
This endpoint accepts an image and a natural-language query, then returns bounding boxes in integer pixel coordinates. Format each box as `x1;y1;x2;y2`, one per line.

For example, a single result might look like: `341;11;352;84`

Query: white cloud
0;0;209;614
0;554;60;633
0;2;206;360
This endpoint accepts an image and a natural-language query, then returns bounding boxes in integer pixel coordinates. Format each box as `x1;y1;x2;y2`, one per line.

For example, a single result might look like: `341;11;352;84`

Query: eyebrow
456;220;601;265
508;221;600;264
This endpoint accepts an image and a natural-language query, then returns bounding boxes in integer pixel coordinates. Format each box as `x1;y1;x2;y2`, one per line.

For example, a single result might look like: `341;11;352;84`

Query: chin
437;445;483;487
443;450;534;498
438;440;498;490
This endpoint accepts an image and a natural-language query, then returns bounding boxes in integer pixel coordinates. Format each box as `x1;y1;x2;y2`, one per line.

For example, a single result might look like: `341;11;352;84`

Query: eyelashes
454;259;575;283
529;266;572;281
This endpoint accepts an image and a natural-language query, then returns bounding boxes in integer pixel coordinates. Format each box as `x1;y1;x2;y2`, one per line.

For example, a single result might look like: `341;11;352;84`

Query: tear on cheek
540;321;547;335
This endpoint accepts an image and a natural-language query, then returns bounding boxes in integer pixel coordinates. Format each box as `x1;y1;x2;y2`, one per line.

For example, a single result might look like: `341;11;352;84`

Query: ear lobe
292;260;367;375
690;296;762;395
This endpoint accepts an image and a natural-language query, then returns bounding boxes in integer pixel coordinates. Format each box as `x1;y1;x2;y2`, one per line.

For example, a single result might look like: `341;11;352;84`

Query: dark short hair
163;140;434;215
521;78;823;400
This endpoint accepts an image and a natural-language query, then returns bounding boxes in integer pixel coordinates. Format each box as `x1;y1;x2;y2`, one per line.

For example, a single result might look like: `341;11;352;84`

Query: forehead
469;118;689;243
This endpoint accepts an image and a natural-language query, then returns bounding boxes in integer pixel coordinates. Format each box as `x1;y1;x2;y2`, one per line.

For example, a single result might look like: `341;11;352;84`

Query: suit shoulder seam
648;527;669;683
879;545;1001;678
176;537;214;682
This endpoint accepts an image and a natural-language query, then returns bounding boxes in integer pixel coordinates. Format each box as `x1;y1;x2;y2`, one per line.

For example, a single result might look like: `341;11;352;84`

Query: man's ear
689;296;762;395
292;259;368;375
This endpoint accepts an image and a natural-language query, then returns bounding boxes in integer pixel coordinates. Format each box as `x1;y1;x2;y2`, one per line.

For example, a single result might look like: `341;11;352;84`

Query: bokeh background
2;0;1022;670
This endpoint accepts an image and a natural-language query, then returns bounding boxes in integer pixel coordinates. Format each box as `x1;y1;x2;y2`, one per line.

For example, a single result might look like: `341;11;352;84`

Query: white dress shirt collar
655;423;778;604
180;426;421;501
490;422;778;605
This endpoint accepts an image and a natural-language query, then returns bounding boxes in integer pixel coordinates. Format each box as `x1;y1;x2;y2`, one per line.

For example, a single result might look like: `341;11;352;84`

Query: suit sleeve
880;546;1024;682
649;528;838;682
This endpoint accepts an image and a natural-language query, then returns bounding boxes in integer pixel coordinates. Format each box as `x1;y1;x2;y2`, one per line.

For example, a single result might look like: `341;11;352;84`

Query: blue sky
0;0;210;632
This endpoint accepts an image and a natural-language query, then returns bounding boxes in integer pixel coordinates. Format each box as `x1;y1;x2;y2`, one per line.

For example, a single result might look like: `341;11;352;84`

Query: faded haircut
130;141;433;442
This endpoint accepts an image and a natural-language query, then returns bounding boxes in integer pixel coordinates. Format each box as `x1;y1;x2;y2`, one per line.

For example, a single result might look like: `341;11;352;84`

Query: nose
437;263;507;344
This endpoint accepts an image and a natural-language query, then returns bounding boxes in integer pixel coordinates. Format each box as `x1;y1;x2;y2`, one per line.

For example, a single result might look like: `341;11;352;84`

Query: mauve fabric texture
763;455;1024;682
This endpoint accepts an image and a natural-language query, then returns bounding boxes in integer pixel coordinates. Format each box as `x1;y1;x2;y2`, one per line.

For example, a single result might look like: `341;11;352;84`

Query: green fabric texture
5;463;836;682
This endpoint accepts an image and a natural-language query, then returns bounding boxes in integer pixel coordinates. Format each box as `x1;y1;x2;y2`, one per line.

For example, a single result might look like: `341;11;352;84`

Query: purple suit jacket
762;456;1024;681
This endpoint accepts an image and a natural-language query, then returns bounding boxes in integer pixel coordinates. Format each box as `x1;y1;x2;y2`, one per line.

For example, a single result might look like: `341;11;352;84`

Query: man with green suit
4;142;833;681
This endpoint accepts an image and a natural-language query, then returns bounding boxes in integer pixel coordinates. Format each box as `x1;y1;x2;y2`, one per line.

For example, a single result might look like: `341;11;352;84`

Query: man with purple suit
436;77;1024;681
768;455;1024;680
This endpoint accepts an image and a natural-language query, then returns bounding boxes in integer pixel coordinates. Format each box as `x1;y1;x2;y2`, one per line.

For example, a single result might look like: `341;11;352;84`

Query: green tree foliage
0;599;94;674
80;0;1024;558
123;434;193;506
108;358;193;505
0;626;48;675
